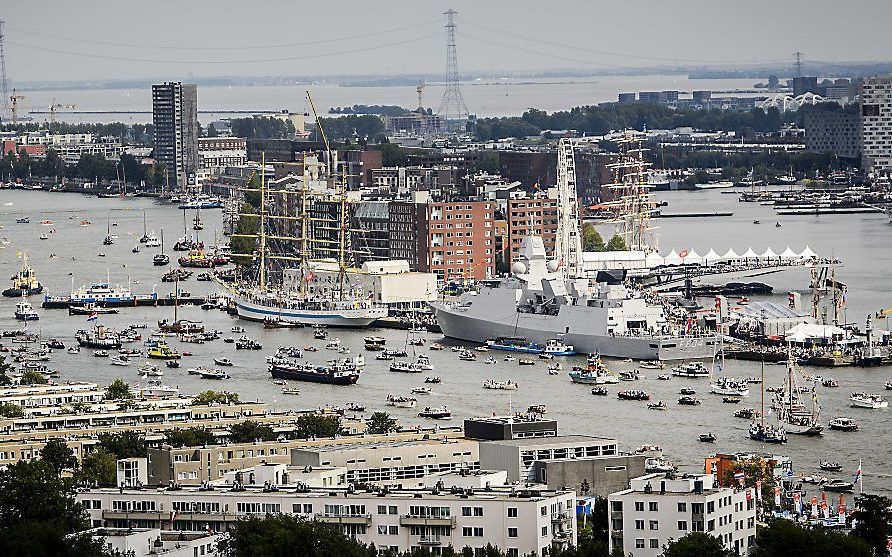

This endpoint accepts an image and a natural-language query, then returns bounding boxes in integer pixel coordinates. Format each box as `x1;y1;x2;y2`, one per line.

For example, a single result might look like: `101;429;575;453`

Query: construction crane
416;80;426;112
49;98;77;124
9;88;24;124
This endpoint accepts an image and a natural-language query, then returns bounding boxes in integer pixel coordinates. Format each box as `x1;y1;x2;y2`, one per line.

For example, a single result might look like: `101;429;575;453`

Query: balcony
103;510;234;523
400;514;456;527
418;536;443;546
317;513;372;525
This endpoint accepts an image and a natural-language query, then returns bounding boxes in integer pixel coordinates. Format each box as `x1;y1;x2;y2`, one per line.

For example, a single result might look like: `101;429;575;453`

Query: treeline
0;121;153;144
317;114;387;142
230;116;296;140
330;104;414;116
0;148;166;187
474;104;801;140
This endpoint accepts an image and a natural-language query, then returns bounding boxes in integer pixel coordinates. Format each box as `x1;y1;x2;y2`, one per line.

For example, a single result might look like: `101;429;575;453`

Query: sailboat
102;217;114;245
226;94;387;328
749;357;787;443
773;347;823;436
192;208;204;230
2;252;43;297
153;228;170;266
139;211;150;243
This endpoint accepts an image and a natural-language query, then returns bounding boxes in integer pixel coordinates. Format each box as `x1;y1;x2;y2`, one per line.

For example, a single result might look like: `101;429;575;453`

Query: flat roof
481;435;617;448
300;437;476;453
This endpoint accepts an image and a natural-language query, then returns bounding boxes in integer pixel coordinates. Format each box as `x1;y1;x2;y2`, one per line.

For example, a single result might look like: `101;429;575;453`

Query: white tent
645;252;664;268
741;247;759;260
785;322;845;343
683;249;704;265
780;246;799;259
722;248;740;260
703;248;721;265
799;245;818;259
761;247;779;260
663;249;682;266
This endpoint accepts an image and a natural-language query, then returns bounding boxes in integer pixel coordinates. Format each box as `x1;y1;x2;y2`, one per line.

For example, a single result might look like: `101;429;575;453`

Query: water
19;75;762;124
1;189;890;494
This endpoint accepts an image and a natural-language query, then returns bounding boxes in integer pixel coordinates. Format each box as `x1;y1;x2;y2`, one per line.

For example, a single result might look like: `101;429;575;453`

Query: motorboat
386;394;417;408
822;378;839;388
410;387;432;395
345;402;365;412
819;461;842;472
647;401;667;410
850;392;888;409
483;379;518;390
722;396;742;404
645;457;676;473
139;379;178;398
748;422;787;443
199;368;229;380
93;350;109;357
138;363;163;377
429;342;444;351
823;479;855;493
619;370;640;381
591;387;608;396
527;404;546;415
698;433;717;443
677;395;700;405
165;360;180;368
734;408;757;419
109;355;130;366
639;361;665;370
679;388;696;395
657;374;671;381
14;301;39;321
418;406;451;419
828;416;858;431
214;357;234;367
281;387;301;395
617;390;650;401
424;376;442;384
518;358;535;366
671;361;710;378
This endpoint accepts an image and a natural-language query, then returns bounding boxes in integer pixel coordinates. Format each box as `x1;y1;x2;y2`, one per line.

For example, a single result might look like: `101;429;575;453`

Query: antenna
793;51;804;78
437;9;470;131
0;20;8;120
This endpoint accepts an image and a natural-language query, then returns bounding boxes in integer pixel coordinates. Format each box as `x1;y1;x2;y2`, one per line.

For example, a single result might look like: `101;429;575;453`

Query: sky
4;0;892;83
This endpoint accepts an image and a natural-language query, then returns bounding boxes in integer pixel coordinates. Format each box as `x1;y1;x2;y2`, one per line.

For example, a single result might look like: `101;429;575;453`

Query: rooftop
481;435;616;448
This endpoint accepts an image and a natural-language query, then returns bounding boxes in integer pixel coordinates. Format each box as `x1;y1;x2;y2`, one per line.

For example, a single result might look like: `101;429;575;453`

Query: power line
462;20;790;65
6;19;442;51
6;33;440;65
457;31;628;69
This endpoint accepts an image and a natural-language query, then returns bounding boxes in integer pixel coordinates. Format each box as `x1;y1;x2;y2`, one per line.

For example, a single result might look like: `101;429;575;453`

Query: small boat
109;355;130;366
699;433;717;443
485;356;497;365
138;363;163;377
15;217;29;224
165;360;180;368
281;387;301;395
828;416;858;431
746;376;762;384
722;396;742;404
647;401;667;410
639;361;665;370
386;394;417;408
214;357;233;367
418;406;451;419
199;368;228;380
483;379;518;390
93;350;109;358
345;402;365;412
132;246;140;254
679;388;696;395
823;479;855;493
850;392;888;409
617;390;650;401
411;387;432;395
503;356;516;362
819;461;842;472
14;301;39;321
376;353;394;361
748;422;787;444
429;342;444;351
458;350;476;362
591;387;608;396
39;233;49;240
527;404;546;415
657;374;671;381
822;378;839;388
425;376;441;384
886;382;892;391
734;408;756;419
231;326;245;333
753;219;760;224
67;346;80;354
619;370;640;381
671;361;710;378
678;396;700;405
775;222;782;227
518;358;535;366
547;363;561;375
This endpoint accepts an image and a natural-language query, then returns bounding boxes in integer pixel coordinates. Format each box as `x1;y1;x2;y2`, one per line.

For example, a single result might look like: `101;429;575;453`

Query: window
378;505;387;515
473;507;483;517
303;504;312;514
507;550;519;557
678;521;688;531
707;501;715;514
650;539;660;549
635;502;644;512
462;507;471;517
649;520;659;531
389;505;397;515
507;507;518;518
389;525;398;535
540;506;547;516
677;502;687;512
473;527;484;537
635;539;645;549
541;526;548;537
648;502;658;512
610;501;623;512
462;527;473;537
635;520;644;530
508;527;518;538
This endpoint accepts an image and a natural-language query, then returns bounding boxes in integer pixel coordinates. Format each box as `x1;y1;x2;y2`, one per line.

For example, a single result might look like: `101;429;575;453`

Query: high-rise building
860;76;892;173
152;82;199;190
804;109;861;159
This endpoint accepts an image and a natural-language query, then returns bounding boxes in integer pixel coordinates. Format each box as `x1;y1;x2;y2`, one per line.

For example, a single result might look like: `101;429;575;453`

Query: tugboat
76;325;121;349
3;253;43;297
14;300;39;321
828;416;858;431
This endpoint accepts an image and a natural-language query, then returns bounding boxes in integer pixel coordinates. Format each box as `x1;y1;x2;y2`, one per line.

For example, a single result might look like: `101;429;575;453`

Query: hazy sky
5;0;892;83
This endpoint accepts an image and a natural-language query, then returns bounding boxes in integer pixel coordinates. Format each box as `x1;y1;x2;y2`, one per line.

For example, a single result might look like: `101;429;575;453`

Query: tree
662;532;734;557
0;460;110;556
582;222;605;252
19;370;48;385
0;402;23;418
229;420;277;444
753;518;871;557
192;390;240;406
366;412;399;435
374;142;408;167
104;378;132;400
164;427;217;448
40;439;77;476
77;448;118;486
851;493;892;556
207;123;218;137
219;514;376;557
96;431;147;459
292;414;342;439
605;234;628;251
722;456;775;505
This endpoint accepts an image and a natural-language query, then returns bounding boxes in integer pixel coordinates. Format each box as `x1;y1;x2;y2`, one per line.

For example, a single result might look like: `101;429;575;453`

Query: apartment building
479;435;618;483
290;437;480;488
152;82;199;188
804;109;861;159
197;136;247;181
79;468;576;557
506;194;558;264
860;76;892;173
418;200;496;281
608;473;757;557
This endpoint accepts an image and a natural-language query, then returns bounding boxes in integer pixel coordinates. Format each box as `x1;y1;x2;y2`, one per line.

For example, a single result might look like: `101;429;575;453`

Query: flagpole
859;458;863;495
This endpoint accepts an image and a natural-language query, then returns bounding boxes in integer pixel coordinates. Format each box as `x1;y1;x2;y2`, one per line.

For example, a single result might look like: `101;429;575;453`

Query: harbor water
0;189;890;493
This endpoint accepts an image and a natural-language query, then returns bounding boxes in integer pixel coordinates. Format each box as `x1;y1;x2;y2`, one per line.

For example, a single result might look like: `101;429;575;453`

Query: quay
658;211;734;218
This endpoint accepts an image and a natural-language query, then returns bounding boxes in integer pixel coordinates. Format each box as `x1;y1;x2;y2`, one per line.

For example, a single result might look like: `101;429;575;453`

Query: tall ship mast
604;130;659;253
224;93;386;328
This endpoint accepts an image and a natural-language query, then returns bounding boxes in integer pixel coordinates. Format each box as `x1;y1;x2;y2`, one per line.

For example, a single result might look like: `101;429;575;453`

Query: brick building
506;195;558;264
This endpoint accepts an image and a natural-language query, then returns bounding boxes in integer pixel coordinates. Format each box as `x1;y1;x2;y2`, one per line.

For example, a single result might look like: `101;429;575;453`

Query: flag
793;492;802;515
745;488;752;502
773;485;780;507
306;271;315;282
756;480;763;502
853;461;862;485
87;312;98;322
734;471;745;487
169;510;178;523
811;496;818;518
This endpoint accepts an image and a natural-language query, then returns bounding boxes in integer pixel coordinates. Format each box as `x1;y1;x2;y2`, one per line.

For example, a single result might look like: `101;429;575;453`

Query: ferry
178;196;224;210
67;283;137;305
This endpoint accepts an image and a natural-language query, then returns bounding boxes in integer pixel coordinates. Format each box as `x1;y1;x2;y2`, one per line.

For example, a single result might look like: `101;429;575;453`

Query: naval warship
431;237;716;361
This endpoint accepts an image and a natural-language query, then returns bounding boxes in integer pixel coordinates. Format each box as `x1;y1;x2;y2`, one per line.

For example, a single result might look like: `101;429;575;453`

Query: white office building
608;473;757;557
860;76;892;173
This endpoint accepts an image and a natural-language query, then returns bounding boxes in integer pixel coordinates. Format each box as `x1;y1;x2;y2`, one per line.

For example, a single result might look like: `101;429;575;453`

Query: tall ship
432;137;715;360
3;253;42;297
772;349;823;436
225;95;387;328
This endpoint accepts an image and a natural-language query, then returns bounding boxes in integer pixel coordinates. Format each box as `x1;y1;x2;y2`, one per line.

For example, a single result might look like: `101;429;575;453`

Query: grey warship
431;237;716;361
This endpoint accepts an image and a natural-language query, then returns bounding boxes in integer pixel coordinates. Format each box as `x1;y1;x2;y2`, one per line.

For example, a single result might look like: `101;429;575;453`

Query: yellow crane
8;88;24;123
49;98;77;124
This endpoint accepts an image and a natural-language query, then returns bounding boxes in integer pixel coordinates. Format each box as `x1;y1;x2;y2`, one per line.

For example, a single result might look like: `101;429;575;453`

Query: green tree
104;378;132;400
366;412;399;435
292;414;342;439
374;142;408;167
19;370;48;385
582;222;605;252
164;427;217;448
605;235;628;251
722;456;775;505
0;460;110;556
0;402;23;418
192;390;240;406
229;420;277;444
753;518;871;557
218;514;376;557
96;431;147;459
851;493;892;556
77;448;118;486
40;439;77;476
662;532;734;557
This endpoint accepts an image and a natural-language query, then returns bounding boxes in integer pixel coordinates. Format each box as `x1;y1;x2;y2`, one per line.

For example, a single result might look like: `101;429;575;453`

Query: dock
658;212;734;218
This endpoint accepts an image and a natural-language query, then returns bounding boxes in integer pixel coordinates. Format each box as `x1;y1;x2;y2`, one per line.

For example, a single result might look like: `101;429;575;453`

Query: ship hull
233;296;386;328
269;365;359;385
2;285;42;297
432;302;715;361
